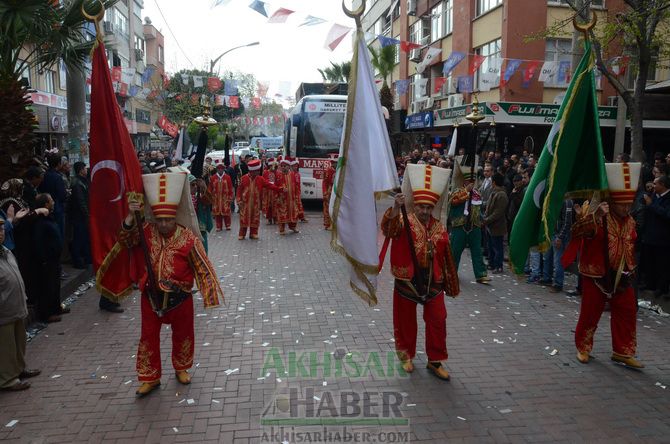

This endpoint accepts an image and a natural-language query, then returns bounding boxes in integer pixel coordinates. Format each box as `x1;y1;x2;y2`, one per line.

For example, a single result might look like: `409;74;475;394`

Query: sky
141;0;357;101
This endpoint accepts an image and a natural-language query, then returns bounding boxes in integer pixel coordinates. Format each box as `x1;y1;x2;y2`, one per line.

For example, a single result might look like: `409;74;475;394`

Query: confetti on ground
550;349;559;356
406;403;416;407
224;368;239;376
173;427;179;433
5;420;18;428
212;399;220;404
656;382;667;389
187;399;195;405
457;416;466;421
499;409;512;414
262;342;270;347
51;374;61;379
124;380;132;385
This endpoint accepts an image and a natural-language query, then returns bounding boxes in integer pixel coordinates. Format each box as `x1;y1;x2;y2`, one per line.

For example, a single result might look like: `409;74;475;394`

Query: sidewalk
1;210;669;443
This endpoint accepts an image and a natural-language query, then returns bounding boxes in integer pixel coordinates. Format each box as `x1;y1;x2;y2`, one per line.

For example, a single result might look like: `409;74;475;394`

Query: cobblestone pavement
1;208;669;444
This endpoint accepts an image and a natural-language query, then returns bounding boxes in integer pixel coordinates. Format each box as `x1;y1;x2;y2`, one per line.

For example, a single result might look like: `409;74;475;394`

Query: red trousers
239;226;259;239
137;294;194;382
393;289;448;362
215;215;231;230
575;277;637;357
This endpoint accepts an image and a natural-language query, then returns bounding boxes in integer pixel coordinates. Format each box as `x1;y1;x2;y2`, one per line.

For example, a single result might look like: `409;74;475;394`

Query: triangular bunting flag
325;24;353;51
268;7;294;23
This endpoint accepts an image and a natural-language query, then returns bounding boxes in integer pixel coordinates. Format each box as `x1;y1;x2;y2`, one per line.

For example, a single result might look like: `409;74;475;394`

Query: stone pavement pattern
1;208;669;443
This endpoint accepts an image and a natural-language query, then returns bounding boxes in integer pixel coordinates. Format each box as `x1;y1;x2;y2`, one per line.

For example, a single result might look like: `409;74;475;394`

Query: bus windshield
299;100;346;158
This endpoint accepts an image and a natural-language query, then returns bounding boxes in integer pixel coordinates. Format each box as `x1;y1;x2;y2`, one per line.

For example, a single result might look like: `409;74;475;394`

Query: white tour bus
283;95;346;200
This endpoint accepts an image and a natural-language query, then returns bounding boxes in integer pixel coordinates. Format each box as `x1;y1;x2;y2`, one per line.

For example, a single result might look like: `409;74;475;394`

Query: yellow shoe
135;380;160;397
401;360;414;373
576;351;590;364
426;362;450;381
176;370;191;385
476;276;491;284
611;353;644;369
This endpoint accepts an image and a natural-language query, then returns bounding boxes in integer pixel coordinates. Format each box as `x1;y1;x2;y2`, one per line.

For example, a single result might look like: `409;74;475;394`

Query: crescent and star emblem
91;160;125;202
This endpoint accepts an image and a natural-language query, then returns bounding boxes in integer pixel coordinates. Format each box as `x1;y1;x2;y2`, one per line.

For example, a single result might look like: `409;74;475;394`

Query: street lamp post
209;41;260;75
204;41;260;167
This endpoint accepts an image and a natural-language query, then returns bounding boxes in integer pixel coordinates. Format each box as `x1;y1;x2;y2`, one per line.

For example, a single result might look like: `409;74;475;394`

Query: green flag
509;40;608;273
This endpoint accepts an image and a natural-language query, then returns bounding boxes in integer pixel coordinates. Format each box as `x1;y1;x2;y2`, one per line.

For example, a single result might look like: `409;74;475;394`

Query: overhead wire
152;0;195;68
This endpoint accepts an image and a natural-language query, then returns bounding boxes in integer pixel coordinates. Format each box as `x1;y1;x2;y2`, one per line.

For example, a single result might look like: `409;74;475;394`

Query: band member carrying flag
86;8;222;397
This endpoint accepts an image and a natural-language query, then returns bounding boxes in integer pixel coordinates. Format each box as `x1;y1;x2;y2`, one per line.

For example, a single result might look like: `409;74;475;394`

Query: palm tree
0;0;114;180
317;61;351;83
368;44;397;112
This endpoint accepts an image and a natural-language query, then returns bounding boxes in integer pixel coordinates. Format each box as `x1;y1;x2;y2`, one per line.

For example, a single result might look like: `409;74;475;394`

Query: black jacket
642;191;670;246
69;175;89;220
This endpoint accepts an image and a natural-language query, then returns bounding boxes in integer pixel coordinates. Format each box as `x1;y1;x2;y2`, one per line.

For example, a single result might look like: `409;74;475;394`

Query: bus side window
292;115;301;127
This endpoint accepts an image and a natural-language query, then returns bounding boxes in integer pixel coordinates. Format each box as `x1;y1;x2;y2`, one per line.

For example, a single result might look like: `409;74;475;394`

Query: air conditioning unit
409;48;421;62
607;96;618;107
407;0;416;16
134;49;144;61
424;97;434;109
447;94;464;108
103;21;114;34
410;101;419;114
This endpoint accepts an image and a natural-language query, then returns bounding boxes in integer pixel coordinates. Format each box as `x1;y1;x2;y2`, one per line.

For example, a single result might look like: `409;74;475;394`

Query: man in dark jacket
22;167;43;209
542;198;574;292
32;194;65;323
641;175;670;298
38;154;67;238
482;174;508;273
69;162;91;269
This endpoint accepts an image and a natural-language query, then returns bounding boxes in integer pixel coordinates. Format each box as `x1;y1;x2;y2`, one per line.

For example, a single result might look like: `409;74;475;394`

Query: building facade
360;0;670;159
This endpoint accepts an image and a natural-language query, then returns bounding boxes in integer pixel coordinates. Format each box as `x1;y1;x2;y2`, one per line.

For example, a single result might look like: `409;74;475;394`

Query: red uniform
118;223;223;382
275;170;300;234
208;172;233;231
322;165;335;229
380;208;459;363
262;168;278;224
236;174;282;239
572;213;638;358
292;170;306;221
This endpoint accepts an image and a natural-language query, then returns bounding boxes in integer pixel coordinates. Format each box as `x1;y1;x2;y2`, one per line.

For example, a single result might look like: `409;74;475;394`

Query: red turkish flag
433;77;447;94
523;60;542;82
469;54;486;75
400;41;421;53
111;66;122;82
228;95;239;108
89;41;145;299
207;77;222;92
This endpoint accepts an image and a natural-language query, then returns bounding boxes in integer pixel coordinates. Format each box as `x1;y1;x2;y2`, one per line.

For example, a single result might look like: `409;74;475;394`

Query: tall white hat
605;162;641;204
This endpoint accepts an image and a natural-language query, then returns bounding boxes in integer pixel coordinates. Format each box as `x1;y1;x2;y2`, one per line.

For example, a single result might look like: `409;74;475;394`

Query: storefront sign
29;90;67;110
433;101;619;127
405;111;434;129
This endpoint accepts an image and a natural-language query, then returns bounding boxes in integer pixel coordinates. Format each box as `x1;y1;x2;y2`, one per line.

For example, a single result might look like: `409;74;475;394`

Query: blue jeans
528;249;542;282
542;237;566;288
489;235;504;269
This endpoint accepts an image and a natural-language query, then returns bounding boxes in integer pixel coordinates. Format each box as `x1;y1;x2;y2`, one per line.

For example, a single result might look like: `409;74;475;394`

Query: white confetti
457;416;466;421
550;349;558;356
187;399;195;405
262;342;270;347
51;374;61;379
406;403;416;407
173;427;179;433
5;420;18;428
212;399;221;404
224;368;239;376
499;408;512;414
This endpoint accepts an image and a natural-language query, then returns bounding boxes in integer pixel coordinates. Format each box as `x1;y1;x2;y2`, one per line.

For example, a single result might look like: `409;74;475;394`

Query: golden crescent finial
573;12;597;39
342;0;365;30
81;0;105;38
